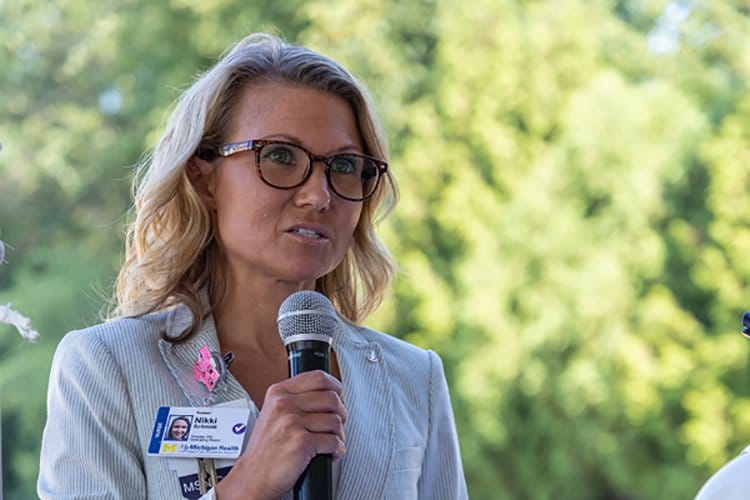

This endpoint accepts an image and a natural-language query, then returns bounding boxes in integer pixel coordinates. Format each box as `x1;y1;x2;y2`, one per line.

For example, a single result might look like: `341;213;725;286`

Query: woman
167;417;191;441
38;33;467;499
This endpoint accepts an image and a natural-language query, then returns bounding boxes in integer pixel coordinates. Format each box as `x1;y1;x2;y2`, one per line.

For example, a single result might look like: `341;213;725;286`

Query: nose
293;161;331;211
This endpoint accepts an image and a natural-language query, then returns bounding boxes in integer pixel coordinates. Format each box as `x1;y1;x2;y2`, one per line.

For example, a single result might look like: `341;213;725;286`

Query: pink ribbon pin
193;345;221;392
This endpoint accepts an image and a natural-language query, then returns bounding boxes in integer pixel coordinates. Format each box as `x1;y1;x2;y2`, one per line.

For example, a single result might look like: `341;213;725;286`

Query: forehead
228;82;362;149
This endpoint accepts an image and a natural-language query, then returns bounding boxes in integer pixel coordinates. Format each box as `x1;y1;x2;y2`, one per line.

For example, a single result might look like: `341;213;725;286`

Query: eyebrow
261;133;362;155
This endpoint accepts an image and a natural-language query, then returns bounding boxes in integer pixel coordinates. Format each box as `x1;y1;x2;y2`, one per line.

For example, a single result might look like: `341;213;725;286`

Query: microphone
277;290;337;500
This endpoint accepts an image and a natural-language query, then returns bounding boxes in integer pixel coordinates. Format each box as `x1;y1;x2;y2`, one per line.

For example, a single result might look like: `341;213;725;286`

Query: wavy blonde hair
111;33;398;341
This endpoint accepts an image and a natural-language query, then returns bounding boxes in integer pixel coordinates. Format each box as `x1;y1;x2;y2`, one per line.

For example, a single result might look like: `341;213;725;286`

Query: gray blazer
38;301;468;499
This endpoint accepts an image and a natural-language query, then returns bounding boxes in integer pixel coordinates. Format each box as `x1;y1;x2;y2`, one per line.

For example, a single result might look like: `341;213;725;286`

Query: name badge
148;405;250;459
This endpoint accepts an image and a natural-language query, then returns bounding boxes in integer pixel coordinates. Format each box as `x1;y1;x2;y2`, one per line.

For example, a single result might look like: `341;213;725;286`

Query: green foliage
2;0;750;498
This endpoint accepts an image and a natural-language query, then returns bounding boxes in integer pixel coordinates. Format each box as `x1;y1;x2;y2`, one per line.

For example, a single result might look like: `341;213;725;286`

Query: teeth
293;228;323;239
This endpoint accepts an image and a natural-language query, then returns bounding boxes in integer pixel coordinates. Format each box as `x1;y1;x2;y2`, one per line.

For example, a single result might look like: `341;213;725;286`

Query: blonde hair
111;33;398;340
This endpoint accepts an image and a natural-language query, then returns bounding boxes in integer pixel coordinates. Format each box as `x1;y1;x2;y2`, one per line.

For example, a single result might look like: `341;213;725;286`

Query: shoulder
57;306;185;352
345;321;431;357
339;321;444;382
46;306;193;422
52;307;181;370
696;445;750;500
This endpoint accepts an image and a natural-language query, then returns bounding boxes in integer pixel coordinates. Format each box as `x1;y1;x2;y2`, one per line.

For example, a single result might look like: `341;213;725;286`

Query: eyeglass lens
258;143;380;201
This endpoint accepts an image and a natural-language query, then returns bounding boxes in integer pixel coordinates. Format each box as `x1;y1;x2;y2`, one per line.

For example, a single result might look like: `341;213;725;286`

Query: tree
2;0;750;498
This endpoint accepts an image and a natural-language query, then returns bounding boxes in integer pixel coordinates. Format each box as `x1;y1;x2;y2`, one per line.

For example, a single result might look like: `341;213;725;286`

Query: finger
291;390;347;421
301;413;346;440
261;391;347;435
282;370;343;395
292;432;346;462
322;435;346;462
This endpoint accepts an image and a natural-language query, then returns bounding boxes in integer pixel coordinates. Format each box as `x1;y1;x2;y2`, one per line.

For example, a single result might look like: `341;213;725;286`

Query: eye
329;156;359;175
262;145;297;165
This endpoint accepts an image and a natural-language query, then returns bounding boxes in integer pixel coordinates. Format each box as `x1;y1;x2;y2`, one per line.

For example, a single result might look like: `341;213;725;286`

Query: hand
214;370;347;500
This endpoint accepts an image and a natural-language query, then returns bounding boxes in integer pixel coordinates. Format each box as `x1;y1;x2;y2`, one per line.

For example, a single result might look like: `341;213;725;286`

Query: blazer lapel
158;301;248;407
333;321;394;499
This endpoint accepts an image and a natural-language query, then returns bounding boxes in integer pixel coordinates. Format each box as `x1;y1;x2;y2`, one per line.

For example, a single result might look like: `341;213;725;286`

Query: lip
285;223;332;241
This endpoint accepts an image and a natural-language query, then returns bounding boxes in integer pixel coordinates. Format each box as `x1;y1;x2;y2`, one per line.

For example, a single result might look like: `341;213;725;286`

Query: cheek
214;188;278;235
340;204;361;233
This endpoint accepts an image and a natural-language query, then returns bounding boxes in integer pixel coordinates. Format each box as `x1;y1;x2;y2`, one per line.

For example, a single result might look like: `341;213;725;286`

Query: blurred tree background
1;0;749;498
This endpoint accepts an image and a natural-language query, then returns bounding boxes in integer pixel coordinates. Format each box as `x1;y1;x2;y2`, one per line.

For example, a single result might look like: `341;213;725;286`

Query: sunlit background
2;1;750;498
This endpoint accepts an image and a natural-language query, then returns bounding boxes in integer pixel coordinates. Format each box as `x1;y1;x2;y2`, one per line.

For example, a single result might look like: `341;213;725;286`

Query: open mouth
290;227;327;240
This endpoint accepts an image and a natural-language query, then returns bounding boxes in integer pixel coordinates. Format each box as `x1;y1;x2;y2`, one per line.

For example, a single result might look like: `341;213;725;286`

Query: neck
210;274;315;358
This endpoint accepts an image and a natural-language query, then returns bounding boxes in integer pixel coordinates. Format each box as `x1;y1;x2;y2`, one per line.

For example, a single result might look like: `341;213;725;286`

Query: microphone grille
277;291;338;345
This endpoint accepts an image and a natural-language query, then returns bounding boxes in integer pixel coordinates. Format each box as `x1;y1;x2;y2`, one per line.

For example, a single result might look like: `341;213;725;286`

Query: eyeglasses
215;139;388;202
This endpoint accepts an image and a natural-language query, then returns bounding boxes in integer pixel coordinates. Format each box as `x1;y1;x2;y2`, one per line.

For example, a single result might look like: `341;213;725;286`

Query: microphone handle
287;340;333;500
